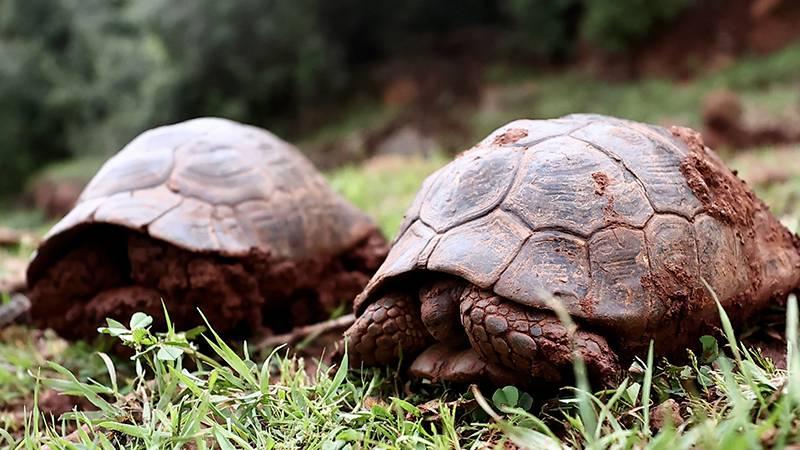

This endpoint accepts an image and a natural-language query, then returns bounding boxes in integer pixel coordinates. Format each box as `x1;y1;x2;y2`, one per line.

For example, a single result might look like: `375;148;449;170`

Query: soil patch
29;178;85;220
702;90;800;150
633;0;800;78
27;225;387;339
492;128;528;146
591;171;610;196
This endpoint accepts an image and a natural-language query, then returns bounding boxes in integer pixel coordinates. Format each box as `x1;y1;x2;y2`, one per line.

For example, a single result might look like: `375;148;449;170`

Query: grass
474;44;800;141
4;138;800;450
2;292;800;448
328;154;448;237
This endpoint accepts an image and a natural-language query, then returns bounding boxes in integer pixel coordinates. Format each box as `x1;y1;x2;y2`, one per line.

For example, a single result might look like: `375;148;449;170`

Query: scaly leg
460;285;621;385
345;292;430;366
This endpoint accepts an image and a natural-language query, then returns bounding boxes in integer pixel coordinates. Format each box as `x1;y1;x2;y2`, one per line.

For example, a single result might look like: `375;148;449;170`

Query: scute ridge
571;135;661;217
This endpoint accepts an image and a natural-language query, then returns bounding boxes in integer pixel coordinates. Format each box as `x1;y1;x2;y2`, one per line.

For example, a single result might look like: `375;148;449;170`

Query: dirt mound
702;89;800;149
27;225;386;339
29;178;85;219
649;0;800;77
585;0;800;79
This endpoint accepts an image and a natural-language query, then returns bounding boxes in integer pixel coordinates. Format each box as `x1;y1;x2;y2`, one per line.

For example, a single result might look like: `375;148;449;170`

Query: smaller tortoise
345;114;800;385
22;117;387;338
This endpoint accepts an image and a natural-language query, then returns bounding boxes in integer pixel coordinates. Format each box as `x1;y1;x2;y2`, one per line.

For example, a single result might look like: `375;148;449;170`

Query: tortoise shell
354;114;800;344
28;117;379;283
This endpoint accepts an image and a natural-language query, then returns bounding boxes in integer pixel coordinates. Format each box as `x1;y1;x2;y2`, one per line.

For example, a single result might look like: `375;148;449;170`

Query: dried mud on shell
27;225;387;339
676;126;759;228
674;125;800;338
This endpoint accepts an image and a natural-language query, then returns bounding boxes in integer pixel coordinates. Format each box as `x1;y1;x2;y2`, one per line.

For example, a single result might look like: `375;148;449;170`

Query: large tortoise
22;117;387;338
345;114;800;385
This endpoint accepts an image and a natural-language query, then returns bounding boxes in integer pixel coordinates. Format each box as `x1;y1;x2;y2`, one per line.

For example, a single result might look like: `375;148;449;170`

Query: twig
256;313;355;348
0;294;31;327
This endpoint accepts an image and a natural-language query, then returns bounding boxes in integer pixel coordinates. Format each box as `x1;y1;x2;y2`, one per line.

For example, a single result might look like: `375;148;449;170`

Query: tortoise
18;117;388;339
344;114;800;385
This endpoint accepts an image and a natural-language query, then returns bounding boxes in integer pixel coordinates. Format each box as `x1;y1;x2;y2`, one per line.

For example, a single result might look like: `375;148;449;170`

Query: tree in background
501;0;582;59
0;0;697;198
581;0;693;53
138;0;347;123
0;0;175;195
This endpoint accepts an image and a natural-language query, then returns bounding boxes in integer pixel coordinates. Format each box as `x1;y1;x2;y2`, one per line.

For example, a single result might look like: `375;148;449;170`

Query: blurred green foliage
0;0;698;197
502;0;582;58
0;0;175;194
581;0;692;53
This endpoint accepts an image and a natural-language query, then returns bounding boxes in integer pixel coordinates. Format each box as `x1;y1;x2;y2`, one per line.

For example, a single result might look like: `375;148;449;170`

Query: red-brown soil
637;0;800;78
27;225;387;339
702;90;800;149
579;0;800;79
30;179;85;220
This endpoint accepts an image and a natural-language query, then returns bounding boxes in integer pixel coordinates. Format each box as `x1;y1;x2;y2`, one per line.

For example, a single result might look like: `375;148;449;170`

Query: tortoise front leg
460;286;621;386
345;292;431;366
0;294;31;328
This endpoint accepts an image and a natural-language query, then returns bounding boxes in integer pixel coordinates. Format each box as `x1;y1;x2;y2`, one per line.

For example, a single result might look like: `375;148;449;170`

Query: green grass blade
642;340;654;435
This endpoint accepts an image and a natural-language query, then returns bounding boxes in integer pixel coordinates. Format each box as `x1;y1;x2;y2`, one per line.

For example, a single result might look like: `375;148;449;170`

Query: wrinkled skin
346;278;621;386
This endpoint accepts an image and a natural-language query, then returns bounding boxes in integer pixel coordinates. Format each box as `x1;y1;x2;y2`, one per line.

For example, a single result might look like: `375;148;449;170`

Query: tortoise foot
345;292;431;366
460;286;621;386
409;343;518;385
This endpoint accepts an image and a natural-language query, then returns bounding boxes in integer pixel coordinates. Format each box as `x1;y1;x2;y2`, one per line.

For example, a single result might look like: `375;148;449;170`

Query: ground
4;45;800;449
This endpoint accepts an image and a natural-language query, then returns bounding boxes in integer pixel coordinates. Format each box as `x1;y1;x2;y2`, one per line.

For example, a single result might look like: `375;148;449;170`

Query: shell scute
427;210;531;288
502;136;653;236
34;117;379;263
420;146;522;232
571;121;703;217
494;231;590;313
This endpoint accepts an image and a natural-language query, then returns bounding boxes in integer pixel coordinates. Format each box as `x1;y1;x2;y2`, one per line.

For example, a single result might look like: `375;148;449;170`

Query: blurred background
2;0;800;242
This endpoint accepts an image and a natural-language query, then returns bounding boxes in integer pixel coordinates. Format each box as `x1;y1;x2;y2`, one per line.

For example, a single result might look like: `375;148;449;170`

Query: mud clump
28;225;387;339
591;171;610;195
675;125;798;251
675;125;800;337
650;399;683;431
675;125;759;228
492;128;528;146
